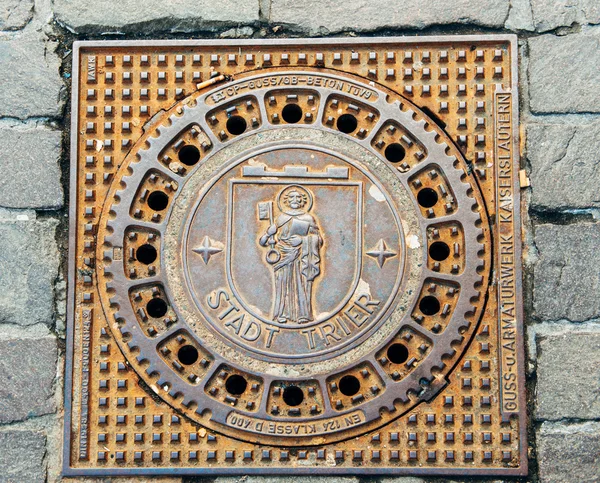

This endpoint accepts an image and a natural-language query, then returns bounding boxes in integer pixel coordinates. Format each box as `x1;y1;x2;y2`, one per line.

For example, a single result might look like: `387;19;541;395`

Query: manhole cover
64;36;527;477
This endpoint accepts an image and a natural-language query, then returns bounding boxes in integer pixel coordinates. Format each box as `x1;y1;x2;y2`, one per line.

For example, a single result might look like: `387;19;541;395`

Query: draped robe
271;212;322;323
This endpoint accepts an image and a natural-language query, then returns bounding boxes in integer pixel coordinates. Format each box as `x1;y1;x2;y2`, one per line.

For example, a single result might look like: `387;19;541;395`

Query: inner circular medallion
182;145;406;359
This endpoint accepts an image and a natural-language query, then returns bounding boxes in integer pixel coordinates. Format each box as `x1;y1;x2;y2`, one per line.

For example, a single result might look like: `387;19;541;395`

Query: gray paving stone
0;430;46;483
505;0;535;31
537;421;600;483
536;327;600;419
527;120;600;210
0;215;59;326
533;223;600;321
0;124;63;209
531;0;600;32
53;0;259;33
0;0;34;30
0;33;63;118
269;0;509;34
0;331;57;423
220;26;255;38
529;31;600;113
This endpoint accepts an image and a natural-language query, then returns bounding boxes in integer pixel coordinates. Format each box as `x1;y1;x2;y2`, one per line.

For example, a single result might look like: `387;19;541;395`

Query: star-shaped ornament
366;239;397;268
193;236;223;264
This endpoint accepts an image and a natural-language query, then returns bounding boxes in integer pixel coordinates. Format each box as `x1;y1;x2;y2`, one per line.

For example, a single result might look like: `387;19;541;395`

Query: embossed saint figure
259;186;323;324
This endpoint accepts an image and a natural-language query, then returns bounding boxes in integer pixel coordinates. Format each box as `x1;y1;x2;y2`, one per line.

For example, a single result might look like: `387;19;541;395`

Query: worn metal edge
62;466;529;477
71;34;519;50
62;40;81;475
511;35;529;478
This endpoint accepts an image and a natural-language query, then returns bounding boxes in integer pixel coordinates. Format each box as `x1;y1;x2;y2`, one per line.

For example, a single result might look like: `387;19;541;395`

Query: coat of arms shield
226;177;363;328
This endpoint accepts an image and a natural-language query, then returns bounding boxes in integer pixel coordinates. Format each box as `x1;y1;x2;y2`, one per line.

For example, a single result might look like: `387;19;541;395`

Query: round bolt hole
336;113;358;134
387;343;409;364
339;375;361;396
282;385;304;406
384;143;406;163
136;244;157;265
147;191;169;211
429;241;450;261
419;295;441;316
281;103;303;124
147;298;168;318
177;345;199;365
226;115;247;135
178;144;200;166
225;374;248;396
417;187;439;208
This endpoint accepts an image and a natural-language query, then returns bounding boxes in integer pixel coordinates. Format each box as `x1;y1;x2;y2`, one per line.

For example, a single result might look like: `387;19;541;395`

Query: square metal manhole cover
64;36;527;477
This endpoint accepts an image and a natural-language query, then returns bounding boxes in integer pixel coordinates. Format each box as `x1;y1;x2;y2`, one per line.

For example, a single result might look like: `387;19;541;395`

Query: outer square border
63;35;527;478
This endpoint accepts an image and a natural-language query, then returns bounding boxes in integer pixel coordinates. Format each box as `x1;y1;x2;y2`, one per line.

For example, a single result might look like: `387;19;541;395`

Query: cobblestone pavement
0;0;599;481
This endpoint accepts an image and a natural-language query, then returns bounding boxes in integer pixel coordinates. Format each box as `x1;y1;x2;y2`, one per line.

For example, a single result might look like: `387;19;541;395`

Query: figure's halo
277;185;313;214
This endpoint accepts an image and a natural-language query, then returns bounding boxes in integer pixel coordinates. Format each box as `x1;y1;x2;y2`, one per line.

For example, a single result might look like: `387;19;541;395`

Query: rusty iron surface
64;36;527;477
